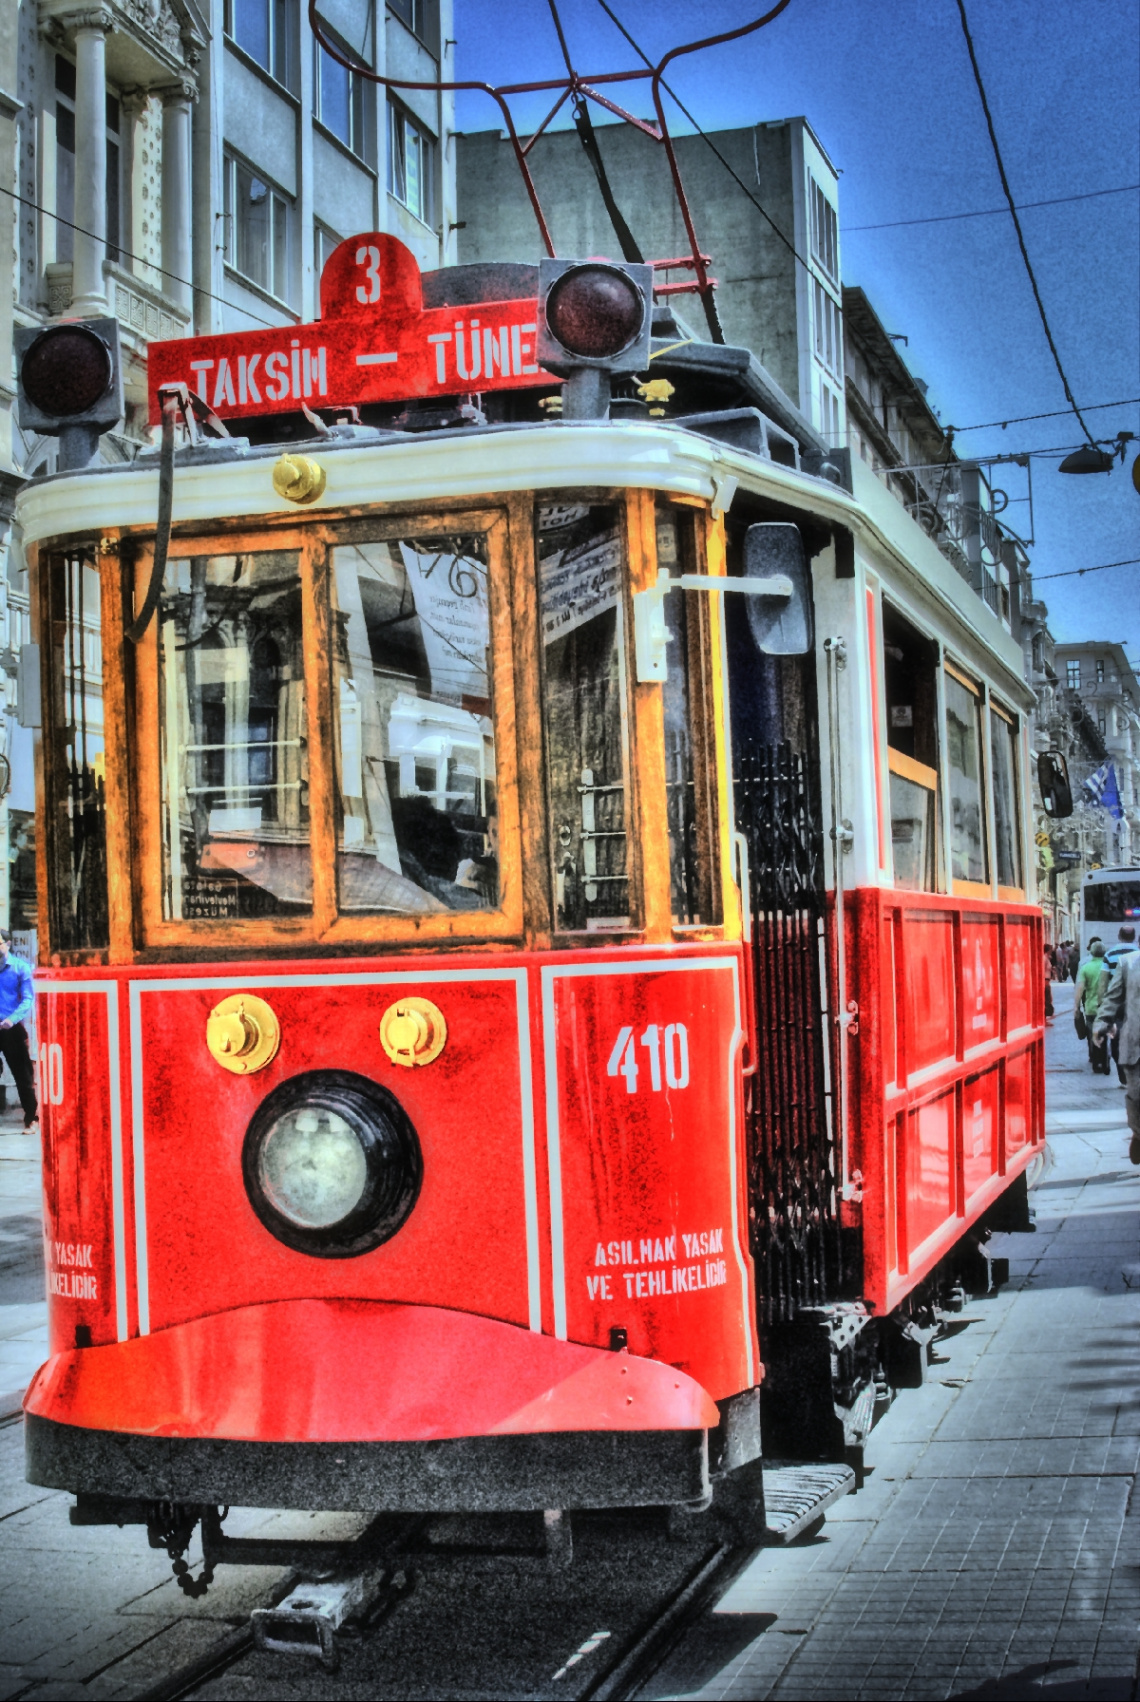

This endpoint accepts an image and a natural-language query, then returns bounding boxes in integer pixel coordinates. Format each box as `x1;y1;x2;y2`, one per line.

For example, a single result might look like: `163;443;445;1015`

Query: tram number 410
607;1024;690;1094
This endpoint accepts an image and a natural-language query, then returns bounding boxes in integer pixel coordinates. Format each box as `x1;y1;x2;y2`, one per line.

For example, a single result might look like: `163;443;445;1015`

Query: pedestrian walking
1093;952;1140;1165
0;930;37;1130
1043;942;1054;1021
1068;940;1080;980
1077;939;1111;1074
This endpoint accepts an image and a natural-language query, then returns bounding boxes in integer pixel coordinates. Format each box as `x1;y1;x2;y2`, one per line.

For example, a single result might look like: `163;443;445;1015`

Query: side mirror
744;523;812;655
1038;750;1073;818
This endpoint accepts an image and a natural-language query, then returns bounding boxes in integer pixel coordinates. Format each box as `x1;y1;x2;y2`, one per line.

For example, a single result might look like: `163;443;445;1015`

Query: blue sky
452;0;1140;664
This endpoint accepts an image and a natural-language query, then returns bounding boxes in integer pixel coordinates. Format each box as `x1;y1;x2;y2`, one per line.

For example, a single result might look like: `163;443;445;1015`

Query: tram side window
159;552;311;920
882;603;939;892
990;702;1023;891
330;533;498;913
45;551;108;951
944;664;988;886
538;501;630;932
657;504;719;926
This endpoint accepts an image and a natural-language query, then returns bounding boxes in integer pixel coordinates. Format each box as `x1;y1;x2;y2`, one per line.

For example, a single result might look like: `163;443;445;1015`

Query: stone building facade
0;0;459;933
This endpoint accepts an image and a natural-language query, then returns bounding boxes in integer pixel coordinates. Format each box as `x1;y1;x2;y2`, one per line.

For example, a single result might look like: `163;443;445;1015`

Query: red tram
17;237;1045;1564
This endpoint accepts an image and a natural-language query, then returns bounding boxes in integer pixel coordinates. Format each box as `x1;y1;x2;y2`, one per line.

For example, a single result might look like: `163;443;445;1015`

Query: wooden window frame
130;510;524;953
942;659;991;899
989;698;1025;902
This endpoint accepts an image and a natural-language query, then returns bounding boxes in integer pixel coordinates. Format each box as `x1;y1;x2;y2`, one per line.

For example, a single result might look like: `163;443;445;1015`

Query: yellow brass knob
379;997;447;1068
272;453;327;505
206;994;281;1074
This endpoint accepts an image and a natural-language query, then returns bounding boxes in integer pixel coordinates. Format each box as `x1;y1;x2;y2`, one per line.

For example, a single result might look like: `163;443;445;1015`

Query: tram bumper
24;1299;721;1512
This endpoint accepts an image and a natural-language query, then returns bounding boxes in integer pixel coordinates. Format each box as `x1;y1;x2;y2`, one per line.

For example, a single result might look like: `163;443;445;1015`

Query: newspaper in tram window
539;529;622;645
399;542;490;703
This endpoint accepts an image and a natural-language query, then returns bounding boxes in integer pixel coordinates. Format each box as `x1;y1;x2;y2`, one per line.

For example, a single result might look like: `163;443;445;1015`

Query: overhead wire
954;0;1099;448
846;182;1139;232
592;0;810;271
1030;558;1140;584
951;399;1140;432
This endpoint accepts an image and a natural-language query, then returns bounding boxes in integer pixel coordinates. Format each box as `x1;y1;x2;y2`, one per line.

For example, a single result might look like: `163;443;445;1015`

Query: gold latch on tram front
206;994;281;1074
272;453;327;505
379;997;447;1068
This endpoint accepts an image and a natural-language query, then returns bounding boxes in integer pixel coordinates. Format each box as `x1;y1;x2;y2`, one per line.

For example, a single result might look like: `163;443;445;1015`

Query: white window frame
313;27;375;166
224;0;299;94
809;177;838;281
223;151;296;308
387;99;434;226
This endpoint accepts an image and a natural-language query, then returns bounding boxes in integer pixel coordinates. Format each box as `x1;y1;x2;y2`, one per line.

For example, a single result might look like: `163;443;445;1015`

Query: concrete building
0;0;459;933
843;285;1023;637
457;116;846;449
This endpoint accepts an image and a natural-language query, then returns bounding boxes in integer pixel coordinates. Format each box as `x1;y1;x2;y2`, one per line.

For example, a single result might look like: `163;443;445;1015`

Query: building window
314;31;375;164
388;101;433;224
1096;659;1105;681
224;153;295;306
813;279;842;379
809;177;838;280
1066;660;1080;690
314;222;342;286
388;0;426;36
53;57;122;269
819;381;841;443
225;0;299;93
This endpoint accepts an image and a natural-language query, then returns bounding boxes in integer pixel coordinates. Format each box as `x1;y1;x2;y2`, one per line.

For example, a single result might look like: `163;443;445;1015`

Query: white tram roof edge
16;418;1030;708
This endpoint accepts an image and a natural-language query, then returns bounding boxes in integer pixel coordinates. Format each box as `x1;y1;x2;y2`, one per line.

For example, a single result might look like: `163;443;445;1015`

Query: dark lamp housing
21;324;113;417
1058;445;1114;474
242;1069;422;1259
545;265;646;361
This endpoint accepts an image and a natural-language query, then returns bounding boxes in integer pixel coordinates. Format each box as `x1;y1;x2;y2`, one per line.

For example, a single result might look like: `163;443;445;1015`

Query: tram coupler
252;1567;390;1672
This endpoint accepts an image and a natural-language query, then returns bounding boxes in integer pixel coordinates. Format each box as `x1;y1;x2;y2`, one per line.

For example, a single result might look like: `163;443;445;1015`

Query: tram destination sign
147;234;550;425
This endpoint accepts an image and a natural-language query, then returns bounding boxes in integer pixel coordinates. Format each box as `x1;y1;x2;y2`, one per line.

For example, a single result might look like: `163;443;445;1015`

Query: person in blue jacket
0;931;37;1130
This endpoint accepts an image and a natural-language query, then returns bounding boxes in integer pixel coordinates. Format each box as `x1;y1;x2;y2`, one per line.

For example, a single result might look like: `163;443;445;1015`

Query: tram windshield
331;533;497;913
160;551;311;920
1084;878;1140;924
538;501;630;932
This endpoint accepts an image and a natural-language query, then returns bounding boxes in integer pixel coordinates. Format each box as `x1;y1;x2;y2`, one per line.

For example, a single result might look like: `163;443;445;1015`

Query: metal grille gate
735;738;842;1325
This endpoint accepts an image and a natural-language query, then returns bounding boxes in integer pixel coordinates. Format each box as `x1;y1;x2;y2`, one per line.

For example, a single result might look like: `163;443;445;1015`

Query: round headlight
243;1071;422;1258
545;265;646;361
21;324;113;416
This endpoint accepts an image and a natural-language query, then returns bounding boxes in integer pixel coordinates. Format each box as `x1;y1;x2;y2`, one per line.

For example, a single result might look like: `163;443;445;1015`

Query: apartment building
0;0;458;932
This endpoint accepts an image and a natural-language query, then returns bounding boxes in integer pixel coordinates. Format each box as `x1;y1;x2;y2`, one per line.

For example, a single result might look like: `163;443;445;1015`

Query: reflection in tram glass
537;502;630;932
331;534;498;913
159;551;310;920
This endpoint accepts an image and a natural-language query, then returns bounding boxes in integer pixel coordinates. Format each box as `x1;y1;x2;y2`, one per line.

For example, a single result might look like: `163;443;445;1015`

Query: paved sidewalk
0;1110;46;1420
646;983;1140;1700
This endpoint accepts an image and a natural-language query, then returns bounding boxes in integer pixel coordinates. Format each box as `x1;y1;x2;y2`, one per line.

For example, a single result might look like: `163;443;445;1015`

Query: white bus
1080;867;1140;966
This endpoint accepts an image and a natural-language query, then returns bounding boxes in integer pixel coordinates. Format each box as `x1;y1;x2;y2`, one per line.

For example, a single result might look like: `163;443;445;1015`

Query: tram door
724;533;842;1329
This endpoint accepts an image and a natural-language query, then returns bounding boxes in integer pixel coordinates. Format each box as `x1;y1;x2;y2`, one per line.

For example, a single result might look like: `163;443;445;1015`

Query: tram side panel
37;987;126;1355
848;890;1045;1315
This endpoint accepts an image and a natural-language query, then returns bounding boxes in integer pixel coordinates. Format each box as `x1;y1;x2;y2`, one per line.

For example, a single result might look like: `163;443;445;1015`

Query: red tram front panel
31;945;755;1437
130;968;539;1339
542;957;756;1399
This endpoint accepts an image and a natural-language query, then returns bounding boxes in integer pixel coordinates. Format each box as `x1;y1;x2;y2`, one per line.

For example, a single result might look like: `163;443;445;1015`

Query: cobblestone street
0;983;1136;1700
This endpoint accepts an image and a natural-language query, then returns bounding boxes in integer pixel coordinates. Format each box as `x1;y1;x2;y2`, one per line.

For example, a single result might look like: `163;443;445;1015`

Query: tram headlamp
242;1071;422;1258
538;259;653;370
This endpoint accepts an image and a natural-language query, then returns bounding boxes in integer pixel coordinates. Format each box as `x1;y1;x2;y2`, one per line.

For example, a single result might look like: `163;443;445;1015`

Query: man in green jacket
1093;951;1140;1164
1077;939;1111;1074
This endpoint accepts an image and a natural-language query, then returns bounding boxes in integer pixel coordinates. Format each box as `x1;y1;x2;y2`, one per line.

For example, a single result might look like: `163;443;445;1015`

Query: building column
70;7;112;316
161;81;194;312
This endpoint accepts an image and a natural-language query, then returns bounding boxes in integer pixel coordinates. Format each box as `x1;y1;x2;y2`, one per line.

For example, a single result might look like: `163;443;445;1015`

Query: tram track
137;1513;755;1702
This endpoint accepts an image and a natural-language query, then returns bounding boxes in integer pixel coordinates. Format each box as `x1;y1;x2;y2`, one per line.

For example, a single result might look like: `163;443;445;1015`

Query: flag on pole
1083;762;1124;820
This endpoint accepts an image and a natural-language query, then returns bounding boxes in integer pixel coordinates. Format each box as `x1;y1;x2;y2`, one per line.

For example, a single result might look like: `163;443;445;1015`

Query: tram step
762;1462;856;1544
